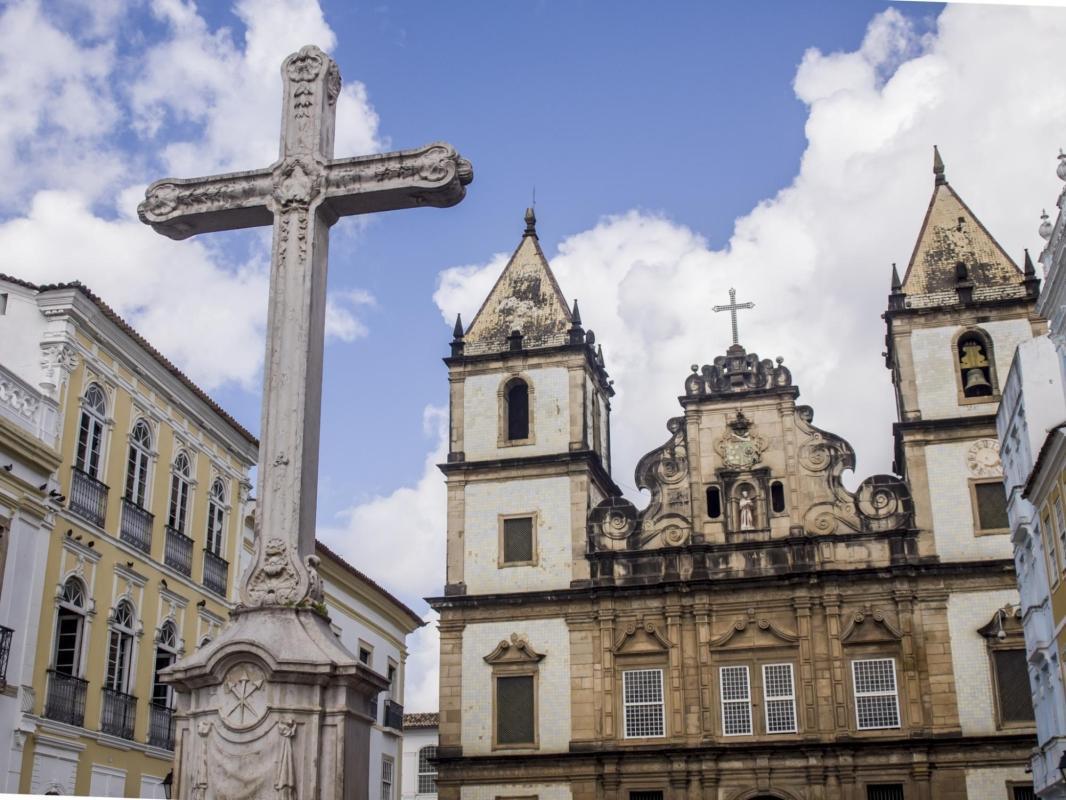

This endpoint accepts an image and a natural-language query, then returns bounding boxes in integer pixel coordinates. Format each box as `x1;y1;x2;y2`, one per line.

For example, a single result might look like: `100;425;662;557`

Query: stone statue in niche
737;486;756;530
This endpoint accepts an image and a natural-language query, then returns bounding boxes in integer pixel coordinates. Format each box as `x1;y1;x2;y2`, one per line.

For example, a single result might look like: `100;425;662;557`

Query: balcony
203;550;229;596
384;699;404;731
44;670;88;727
69;468;108;528
101;687;137;740
164;526;194;576
0;626;12;688
148;703;175;750
120;498;154;554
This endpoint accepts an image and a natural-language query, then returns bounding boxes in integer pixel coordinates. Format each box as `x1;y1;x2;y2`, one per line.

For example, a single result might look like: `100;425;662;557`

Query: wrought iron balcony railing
70;467;108;528
203;549;229;596
119;497;154;554
101;687;137;740
148;702;175;750
0;626;12;688
44;670;88;727
164;526;194;576
384;699;404;731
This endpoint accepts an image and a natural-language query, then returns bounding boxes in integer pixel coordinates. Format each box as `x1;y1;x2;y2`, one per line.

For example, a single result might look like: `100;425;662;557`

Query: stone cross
139;45;472;608
712;287;754;347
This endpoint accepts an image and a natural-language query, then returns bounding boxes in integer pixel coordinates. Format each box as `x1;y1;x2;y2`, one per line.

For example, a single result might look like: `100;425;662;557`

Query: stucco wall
463;367;570;460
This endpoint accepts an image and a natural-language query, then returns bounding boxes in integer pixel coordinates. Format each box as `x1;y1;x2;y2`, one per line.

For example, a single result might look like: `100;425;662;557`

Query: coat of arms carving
715;411;767;469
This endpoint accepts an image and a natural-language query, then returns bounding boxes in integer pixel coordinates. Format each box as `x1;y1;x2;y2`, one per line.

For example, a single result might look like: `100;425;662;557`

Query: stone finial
568;299;585;345
1024;249;1036;278
524;207;537;238
1057;149;1066;181
450;313;465;357
1040;209;1053;240
571;298;582;326
890;263;902;292
933;145;946;185
1023;248;1041;298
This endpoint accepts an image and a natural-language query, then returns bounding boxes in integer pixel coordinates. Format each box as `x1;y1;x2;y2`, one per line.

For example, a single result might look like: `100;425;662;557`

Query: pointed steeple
569;299;585;345
571;299;582;326
1023;248;1041;298
897;151;1023;302
891;263;902;291
463;208;573;353
933;145;946;185
452;313;465;339
1024;248;1036;278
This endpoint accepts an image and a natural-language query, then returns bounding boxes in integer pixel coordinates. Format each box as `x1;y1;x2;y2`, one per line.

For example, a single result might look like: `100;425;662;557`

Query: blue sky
3;0;1066;710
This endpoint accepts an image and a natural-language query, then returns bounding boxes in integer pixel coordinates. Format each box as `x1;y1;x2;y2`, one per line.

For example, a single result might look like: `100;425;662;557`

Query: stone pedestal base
164;606;388;800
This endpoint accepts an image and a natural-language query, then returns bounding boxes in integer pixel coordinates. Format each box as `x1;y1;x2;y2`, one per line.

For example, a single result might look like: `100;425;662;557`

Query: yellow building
0;274;257;796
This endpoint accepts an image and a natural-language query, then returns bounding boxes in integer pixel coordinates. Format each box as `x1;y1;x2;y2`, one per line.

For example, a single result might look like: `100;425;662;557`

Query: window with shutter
496;674;535;745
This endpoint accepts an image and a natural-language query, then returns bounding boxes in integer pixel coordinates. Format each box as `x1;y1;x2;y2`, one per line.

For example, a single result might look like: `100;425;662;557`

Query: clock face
967;439;1001;477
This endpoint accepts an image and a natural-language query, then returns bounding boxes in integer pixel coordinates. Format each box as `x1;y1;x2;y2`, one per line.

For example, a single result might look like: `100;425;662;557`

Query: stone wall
947;588;1018;735
463;367;570;460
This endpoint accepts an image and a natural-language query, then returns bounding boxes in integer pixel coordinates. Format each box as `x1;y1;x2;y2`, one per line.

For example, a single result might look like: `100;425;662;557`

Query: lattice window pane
975;481;1008;531
994;649;1035;723
763;663;797;733
720;665;752;735
380;757;393;800
496;674;535;744
417;746;437;794
503;517;534;564
853;659;900;730
623;669;665;738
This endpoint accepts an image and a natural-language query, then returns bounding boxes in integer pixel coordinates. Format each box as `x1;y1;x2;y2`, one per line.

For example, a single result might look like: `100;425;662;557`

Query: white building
998;333;1066;798
401;713;438;800
239;529;424;800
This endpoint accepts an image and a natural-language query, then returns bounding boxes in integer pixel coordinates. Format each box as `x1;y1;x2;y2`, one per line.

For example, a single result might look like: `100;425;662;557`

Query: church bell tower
884;147;1044;561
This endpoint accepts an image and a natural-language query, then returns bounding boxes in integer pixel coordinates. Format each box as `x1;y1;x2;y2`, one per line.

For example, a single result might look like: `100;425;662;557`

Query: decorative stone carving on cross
140;45;471;611
139;45;471;800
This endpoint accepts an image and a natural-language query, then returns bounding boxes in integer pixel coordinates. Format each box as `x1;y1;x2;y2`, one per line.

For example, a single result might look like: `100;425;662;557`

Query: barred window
852;658;900;730
866;785;904;800
496;674;535;745
380;756;393;800
720;665;752;736
417;746;437;794
1012;786;1036;800
993;649;1035;724
762;663;797;733
623;669;665;738
629;793;664;800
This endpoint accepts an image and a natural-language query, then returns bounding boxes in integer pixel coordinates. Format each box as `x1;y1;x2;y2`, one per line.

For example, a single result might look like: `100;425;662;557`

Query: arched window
167;452;192;534
205;479;226;557
417;746;438;794
53;578;87;676
706;486;722;519
958;330;996;399
505;379;529;441
76;384;107;477
150;621;179;749
105;601;135;693
125;420;152;507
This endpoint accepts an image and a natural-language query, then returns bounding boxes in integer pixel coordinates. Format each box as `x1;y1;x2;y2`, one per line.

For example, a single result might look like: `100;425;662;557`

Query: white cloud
403;611;441;713
325;288;375;342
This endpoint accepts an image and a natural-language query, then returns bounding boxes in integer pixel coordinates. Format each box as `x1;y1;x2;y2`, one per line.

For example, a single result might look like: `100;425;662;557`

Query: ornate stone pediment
711;613;799;649
977;603;1023;639
684;345;793;397
483;633;545;665
612;621;673;655
839;607;903;644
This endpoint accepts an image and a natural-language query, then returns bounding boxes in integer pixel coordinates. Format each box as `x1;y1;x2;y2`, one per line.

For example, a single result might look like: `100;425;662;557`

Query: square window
496;674;535;745
622;669;665;738
501;516;534;565
973;481;1009;532
359;646;372;666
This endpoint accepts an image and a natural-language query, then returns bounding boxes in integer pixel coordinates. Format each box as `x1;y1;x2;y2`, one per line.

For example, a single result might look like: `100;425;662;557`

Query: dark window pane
630;793;664;800
771;481;786;513
706;487;721;519
867;786;904;800
503;517;534;563
507;382;529;440
994;649;1035;723
54;612;82;675
1013;786;1036;800
496;674;534;744
975;482;1008;531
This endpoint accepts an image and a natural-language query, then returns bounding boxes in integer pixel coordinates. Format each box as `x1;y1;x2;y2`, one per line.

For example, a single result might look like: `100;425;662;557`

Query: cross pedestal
139;45;472;800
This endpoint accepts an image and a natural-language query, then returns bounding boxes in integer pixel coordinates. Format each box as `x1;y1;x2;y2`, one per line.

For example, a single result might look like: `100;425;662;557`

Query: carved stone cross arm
138;143;473;240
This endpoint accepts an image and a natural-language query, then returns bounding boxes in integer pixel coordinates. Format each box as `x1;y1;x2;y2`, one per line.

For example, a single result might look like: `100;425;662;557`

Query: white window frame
416;746;437;795
380;755;394;800
622;668;665;739
206;478;227;556
125;420;153;507
762;662;798;734
852;658;901;730
76;384;107;477
719;664;752;736
167;452;192;534
105;601;136;693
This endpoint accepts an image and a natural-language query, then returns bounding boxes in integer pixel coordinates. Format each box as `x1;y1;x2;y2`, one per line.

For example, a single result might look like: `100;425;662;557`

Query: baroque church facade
430;155;1042;800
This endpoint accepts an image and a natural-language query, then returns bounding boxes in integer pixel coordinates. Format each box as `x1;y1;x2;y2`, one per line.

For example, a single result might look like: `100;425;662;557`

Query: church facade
431;155;1041;800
